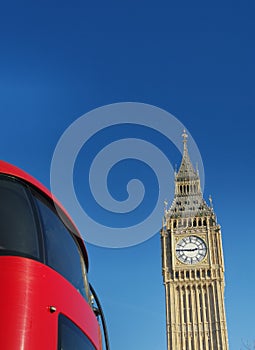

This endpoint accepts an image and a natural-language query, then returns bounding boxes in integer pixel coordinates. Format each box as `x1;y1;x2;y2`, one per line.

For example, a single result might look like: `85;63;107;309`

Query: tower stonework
161;131;228;350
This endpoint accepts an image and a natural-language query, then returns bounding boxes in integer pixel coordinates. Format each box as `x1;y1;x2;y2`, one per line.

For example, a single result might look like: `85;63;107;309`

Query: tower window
182;289;187;323
199;289;203;323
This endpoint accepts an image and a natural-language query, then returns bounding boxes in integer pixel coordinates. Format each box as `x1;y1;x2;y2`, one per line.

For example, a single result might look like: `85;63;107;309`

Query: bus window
0;176;40;259
58;314;96;350
34;194;89;301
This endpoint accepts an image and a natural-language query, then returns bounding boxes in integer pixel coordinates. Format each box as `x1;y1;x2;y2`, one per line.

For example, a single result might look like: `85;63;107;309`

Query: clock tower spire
161;132;229;350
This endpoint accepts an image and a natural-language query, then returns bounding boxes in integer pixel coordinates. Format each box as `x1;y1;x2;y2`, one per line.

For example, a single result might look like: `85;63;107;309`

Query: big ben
161;131;229;350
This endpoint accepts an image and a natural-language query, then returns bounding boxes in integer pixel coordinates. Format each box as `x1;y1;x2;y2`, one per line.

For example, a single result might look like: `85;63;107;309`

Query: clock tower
161;131;228;350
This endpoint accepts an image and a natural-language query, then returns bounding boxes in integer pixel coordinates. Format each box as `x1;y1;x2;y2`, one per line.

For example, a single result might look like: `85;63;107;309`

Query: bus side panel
0;256;100;350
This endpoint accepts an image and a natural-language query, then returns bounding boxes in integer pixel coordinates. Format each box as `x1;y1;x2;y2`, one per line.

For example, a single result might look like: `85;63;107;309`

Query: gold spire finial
182;129;188;144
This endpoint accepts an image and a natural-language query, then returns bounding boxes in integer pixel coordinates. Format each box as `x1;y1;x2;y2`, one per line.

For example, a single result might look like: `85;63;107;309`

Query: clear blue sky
0;1;254;349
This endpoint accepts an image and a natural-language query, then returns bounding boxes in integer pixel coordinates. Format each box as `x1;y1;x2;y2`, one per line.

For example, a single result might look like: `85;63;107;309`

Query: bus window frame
0;174;90;303
0;175;44;261
30;187;90;302
58;314;96;350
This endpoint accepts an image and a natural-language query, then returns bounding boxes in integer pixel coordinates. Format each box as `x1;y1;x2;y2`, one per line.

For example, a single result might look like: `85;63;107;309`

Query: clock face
175;236;207;265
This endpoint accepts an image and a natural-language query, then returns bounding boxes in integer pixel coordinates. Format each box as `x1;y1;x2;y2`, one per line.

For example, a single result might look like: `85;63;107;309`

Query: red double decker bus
0;161;109;350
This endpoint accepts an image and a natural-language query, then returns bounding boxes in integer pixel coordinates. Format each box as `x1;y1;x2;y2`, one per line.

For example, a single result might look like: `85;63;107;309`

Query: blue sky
0;1;254;349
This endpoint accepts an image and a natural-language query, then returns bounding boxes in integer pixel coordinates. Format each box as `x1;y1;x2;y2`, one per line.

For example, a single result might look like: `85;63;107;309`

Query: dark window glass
34;196;88;300
58;314;96;350
0;177;40;258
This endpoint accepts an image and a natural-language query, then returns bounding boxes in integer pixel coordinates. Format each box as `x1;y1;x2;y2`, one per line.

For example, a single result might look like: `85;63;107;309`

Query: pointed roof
175;130;198;182
165;130;213;219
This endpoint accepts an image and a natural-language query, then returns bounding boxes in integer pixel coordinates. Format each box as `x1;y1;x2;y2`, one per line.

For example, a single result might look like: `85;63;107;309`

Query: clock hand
176;248;198;252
